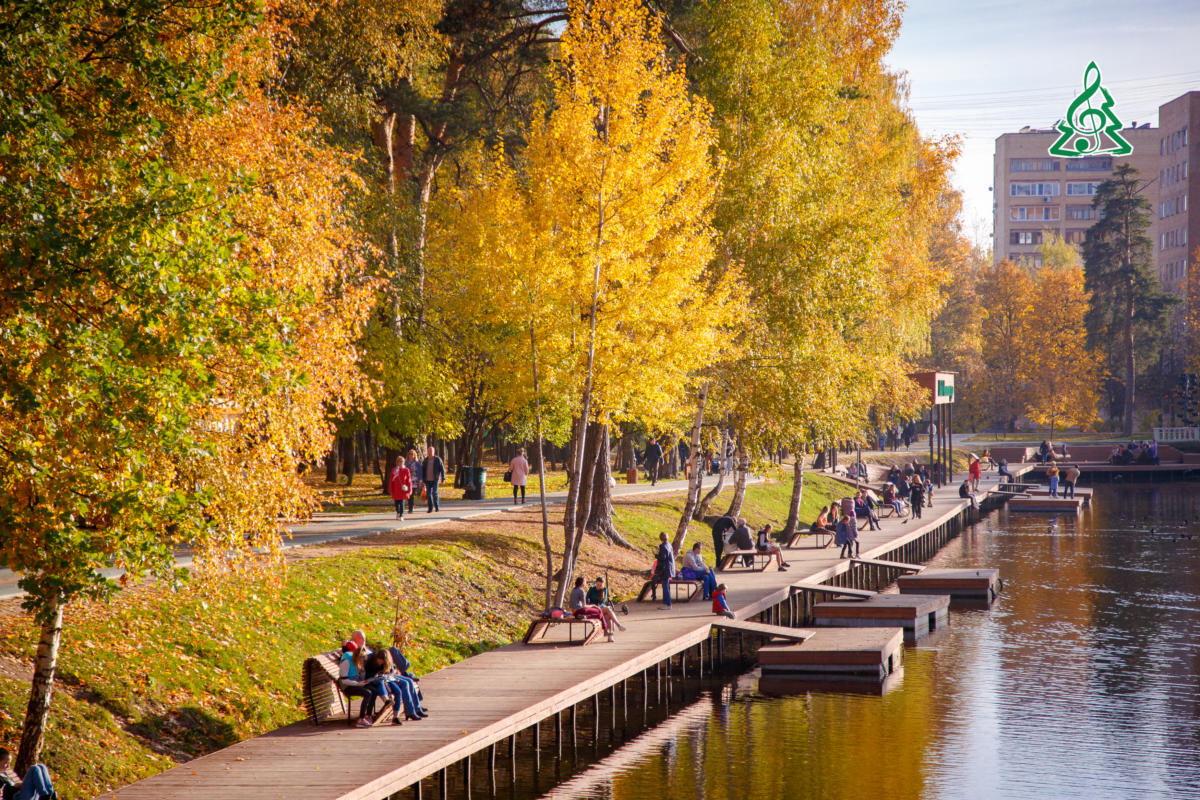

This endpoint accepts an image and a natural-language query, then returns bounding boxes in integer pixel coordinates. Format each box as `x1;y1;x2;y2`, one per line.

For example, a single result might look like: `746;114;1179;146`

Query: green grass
961;431;1146;443
0;475;842;798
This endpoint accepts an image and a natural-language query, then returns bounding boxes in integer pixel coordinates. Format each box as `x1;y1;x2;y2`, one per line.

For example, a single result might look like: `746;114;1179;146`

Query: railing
1153;426;1200;442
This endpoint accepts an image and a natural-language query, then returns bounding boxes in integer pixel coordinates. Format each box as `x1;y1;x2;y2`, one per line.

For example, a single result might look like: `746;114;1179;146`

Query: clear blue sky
888;0;1200;248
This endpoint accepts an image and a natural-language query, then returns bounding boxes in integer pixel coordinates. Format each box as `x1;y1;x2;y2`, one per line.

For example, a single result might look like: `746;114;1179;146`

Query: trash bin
626;468;638;484
463;466;487;500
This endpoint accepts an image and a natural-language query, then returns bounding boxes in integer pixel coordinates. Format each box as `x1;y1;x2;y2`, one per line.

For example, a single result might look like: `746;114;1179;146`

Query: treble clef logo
1049;62;1132;158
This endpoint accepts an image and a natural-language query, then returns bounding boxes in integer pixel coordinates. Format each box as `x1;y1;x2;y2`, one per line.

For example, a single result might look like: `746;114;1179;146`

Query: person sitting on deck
570;576;624;641
711;584;736;619
681;542;719;600
854;490;881;531
959;478;978;510
710;514;736;568
0;749;56;800
835;515;857;559
755;524;789;571
997;458;1013;483
1036;440;1052;464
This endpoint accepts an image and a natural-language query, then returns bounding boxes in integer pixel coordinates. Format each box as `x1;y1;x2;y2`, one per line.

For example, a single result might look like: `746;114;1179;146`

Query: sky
888;0;1200;249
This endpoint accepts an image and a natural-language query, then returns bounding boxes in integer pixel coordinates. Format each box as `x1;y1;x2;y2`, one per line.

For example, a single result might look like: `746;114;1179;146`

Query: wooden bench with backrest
302;648;394;726
636;577;701;603
522;613;602;646
718;549;771;572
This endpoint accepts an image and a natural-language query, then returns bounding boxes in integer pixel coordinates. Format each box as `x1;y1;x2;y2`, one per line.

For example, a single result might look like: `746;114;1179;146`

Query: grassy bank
0;474;841;799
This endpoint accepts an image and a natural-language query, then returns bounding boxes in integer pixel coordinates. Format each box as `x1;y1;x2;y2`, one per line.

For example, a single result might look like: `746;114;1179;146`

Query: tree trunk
781;457;805;538
673;383;708;552
17;600;62;775
339;435;356;485
725;435;748;518
530;324;554;609
325;445;338;483
694;426;730;521
1124;286;1136;436
582;424;636;549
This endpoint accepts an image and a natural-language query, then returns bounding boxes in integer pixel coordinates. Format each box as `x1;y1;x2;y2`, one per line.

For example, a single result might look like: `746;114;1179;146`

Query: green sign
1049;62;1132;158
937;379;954;401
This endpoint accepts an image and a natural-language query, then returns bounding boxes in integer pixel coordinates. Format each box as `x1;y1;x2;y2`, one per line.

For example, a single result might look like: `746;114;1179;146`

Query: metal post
947;398;954;484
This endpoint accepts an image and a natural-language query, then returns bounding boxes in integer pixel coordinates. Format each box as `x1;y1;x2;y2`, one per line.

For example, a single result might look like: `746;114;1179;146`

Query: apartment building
993;125;1160;269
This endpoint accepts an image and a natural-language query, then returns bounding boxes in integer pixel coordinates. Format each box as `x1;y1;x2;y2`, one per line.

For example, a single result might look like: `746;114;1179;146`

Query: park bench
718;549;771;572
786;529;831;548
301;649;394;726
522;614;602;646
636;577;701;603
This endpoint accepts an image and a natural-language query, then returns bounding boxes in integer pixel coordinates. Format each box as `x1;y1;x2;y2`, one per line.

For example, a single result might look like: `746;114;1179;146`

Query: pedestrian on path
968;456;982;493
1047;461;1060;498
422;445;446;513
835;515;856;558
388;456;413;520
710;515;735;568
405;449;422;514
644;437;663;485
508;448;530;505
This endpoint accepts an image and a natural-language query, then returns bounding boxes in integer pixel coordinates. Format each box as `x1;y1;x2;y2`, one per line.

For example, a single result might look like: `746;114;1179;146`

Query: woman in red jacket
389;455;414;520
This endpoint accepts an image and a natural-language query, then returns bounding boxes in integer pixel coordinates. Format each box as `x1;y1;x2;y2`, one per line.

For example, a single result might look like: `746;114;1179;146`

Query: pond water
537;482;1200;800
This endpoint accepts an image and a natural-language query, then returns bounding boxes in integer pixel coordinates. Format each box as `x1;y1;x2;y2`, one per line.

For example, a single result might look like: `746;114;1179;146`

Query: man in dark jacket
711;515;735;568
421;445;446;513
654;532;675;610
644;437;664;485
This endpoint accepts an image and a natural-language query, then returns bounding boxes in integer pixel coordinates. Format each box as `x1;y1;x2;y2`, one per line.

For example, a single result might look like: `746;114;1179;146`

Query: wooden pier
897;568;1003;604
813;593;950;643
758;627;904;682
100;473;997;800
1006;496;1085;513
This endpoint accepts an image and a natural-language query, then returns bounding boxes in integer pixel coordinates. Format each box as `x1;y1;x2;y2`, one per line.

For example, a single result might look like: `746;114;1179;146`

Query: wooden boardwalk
99;475;993;800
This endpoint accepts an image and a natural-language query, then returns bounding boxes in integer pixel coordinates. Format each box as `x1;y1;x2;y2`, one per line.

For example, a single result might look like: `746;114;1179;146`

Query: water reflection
539;484;1200;800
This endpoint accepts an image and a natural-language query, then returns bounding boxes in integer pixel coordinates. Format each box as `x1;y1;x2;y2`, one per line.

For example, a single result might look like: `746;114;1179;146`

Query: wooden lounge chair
718;549;771;572
636;578;701;603
522;615;602;646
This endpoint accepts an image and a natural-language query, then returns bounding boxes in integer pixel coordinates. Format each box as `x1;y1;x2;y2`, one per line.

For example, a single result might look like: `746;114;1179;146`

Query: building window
1065;155;1112;171
1010;231;1042;245
1010;158;1059;172
1066;181;1100;196
1010;182;1059;197
1066;205;1096;221
1064;230;1088;244
1011;206;1059;220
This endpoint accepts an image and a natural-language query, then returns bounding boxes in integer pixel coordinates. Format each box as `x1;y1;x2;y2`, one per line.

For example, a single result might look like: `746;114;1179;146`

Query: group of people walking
387;447;447;518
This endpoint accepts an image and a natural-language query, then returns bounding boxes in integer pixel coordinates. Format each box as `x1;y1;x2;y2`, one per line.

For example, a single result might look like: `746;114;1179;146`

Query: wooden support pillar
610;683;617;728
462;755;472;800
509;734;517;781
592;693;600;744
555;709;562;757
570;703;577;749
440;767;448;799
533;722;540;772
488;744;496;796
414;780;423;800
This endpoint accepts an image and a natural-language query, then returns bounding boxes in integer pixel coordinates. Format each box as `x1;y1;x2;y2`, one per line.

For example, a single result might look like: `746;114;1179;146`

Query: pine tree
1082;164;1177;434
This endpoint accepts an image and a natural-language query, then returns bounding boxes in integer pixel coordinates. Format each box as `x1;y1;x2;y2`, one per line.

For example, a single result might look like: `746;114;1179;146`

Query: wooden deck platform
712;619;815;644
100;471;997;800
1006;496;1085;512
790;582;876;600
757;627;904;681
896;568;1003;603
813;593;949;642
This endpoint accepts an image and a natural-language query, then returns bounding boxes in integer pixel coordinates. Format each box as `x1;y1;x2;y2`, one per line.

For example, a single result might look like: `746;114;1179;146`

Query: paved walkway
99;472;999;800
0;475;753;599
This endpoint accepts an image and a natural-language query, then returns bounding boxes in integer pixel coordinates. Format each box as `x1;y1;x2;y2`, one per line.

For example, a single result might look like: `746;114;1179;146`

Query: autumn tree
1023;237;1101;437
0;3;370;770
976;262;1035;431
1083;164;1177;434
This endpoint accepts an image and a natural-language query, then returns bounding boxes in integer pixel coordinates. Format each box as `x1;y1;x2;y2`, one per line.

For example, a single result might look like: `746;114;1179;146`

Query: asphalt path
0;474;758;600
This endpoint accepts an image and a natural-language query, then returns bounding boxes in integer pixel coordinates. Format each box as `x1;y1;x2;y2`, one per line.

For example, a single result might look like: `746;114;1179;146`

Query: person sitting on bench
0;748;56;800
881;482;906;518
854;490;881;531
681;542;719;600
340;635;390;726
711;584;735;619
810;507;836;545
730;518;755;566
363;647;426;725
755;524;789;571
570;576;624;641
